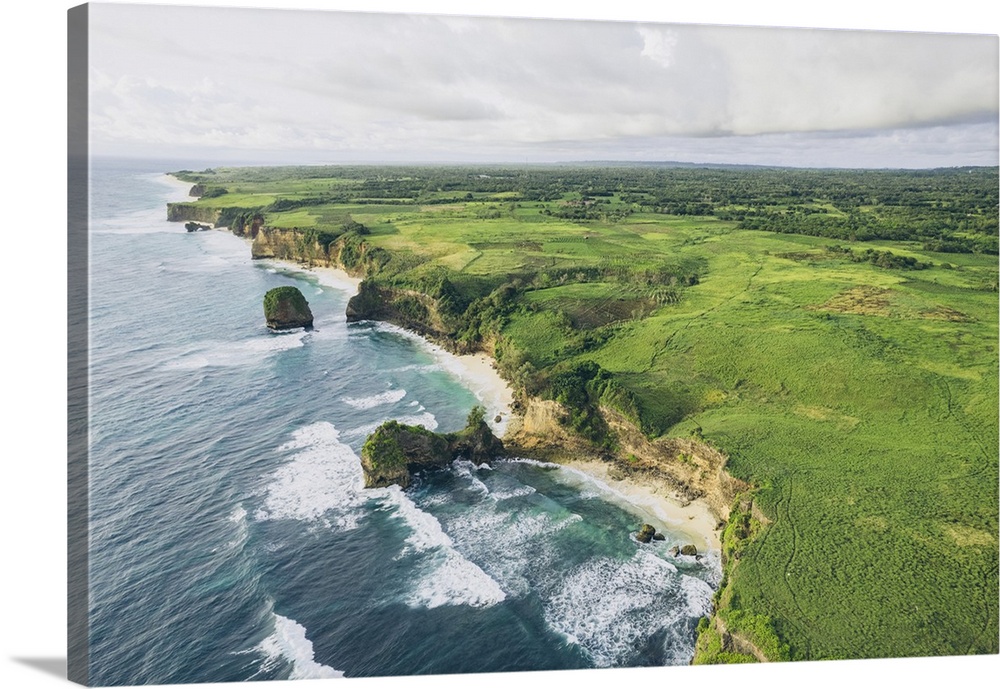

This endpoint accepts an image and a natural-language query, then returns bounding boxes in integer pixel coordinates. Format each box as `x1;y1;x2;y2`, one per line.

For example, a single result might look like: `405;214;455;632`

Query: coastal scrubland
168;163;999;663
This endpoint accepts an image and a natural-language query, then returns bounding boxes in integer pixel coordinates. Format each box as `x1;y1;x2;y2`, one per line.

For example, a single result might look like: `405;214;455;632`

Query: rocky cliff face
251;227;336;264
345;281;451;341
233;214;266;239
166;203;221;224
506;398;744;521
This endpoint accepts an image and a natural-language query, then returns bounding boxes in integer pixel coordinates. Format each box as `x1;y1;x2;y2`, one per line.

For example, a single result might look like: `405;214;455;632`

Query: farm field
168;164;999;662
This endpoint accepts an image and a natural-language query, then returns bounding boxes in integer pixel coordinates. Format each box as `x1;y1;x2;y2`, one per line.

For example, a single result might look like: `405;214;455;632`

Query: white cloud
86;4;999;167
638;26;678;68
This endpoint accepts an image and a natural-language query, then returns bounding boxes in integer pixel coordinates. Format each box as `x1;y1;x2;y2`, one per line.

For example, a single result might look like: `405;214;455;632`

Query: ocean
85;157;720;685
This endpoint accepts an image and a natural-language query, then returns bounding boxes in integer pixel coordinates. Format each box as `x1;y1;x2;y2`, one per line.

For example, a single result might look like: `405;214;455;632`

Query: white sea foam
388;410;437;430
342;389;407;410
256;613;344;679
489;484;536;502
220;504;249;553
382;486;506;609
163;332;307;370
254;422;367;530
452;460;490;497
680;574;715;616
542;549;686;667
406;549;507;609
387;363;443;374
419;490;574;598
384;486;454;552
229;504;248;524
500;457;562;469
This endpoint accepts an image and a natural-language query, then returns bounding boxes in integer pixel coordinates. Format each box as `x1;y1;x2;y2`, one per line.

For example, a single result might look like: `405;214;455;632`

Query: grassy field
170;164;998;661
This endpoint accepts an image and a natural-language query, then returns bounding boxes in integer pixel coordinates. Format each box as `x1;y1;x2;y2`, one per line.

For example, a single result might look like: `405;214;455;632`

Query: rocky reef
263;286;314;330
360;407;504;488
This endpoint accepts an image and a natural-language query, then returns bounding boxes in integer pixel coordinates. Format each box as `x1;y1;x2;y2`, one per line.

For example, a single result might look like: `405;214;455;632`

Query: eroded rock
264;286;314;330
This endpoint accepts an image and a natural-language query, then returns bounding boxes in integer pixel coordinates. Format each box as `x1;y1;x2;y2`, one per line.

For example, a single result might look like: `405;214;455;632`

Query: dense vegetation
171;163;999;663
262;285;309;316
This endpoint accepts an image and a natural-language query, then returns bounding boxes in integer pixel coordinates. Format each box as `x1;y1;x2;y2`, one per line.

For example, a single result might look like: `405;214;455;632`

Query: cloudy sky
87;2;999;168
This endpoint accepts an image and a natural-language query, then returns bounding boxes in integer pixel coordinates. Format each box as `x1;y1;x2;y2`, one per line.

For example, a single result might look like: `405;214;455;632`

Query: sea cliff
251;226;336;265
166;202;221;225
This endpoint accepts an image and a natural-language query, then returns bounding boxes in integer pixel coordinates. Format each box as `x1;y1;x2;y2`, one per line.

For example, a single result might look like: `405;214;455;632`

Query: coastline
160;181;722;562
307;265;364;295
259;260;722;559
258;257;519;438
363;321;517;438
159;172;194;198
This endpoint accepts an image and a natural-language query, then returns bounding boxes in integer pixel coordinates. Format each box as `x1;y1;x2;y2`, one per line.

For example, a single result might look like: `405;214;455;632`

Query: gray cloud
88;4;999;167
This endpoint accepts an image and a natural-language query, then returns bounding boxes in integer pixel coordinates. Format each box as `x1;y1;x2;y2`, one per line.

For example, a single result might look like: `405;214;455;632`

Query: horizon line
89;153;1000;173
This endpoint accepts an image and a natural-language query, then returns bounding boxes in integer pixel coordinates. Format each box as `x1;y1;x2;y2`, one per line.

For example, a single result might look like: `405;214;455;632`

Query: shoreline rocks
635;523;667;543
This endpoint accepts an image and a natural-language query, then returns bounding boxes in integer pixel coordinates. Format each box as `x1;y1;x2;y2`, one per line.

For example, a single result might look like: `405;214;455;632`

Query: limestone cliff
232;213;265;239
251;227;335;264
345;281;453;342
505;398;745;521
166;203;221;224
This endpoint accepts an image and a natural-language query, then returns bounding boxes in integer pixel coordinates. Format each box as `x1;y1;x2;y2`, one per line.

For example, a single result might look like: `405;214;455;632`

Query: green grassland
170;164;998;661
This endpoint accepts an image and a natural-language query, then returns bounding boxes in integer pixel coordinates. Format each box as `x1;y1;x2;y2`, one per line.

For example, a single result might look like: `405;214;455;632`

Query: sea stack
263;286;314;330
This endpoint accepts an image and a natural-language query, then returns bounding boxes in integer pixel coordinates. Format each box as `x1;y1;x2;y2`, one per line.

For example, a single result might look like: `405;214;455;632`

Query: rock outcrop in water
635;523;666;543
263;286;314;330
361;406;504;488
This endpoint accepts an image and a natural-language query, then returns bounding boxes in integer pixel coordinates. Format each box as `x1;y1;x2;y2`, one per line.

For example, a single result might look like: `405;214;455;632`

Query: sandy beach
434;351;516;437
308;265;363;295
161;172;197;199
360;321;516;438
558;459;722;554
